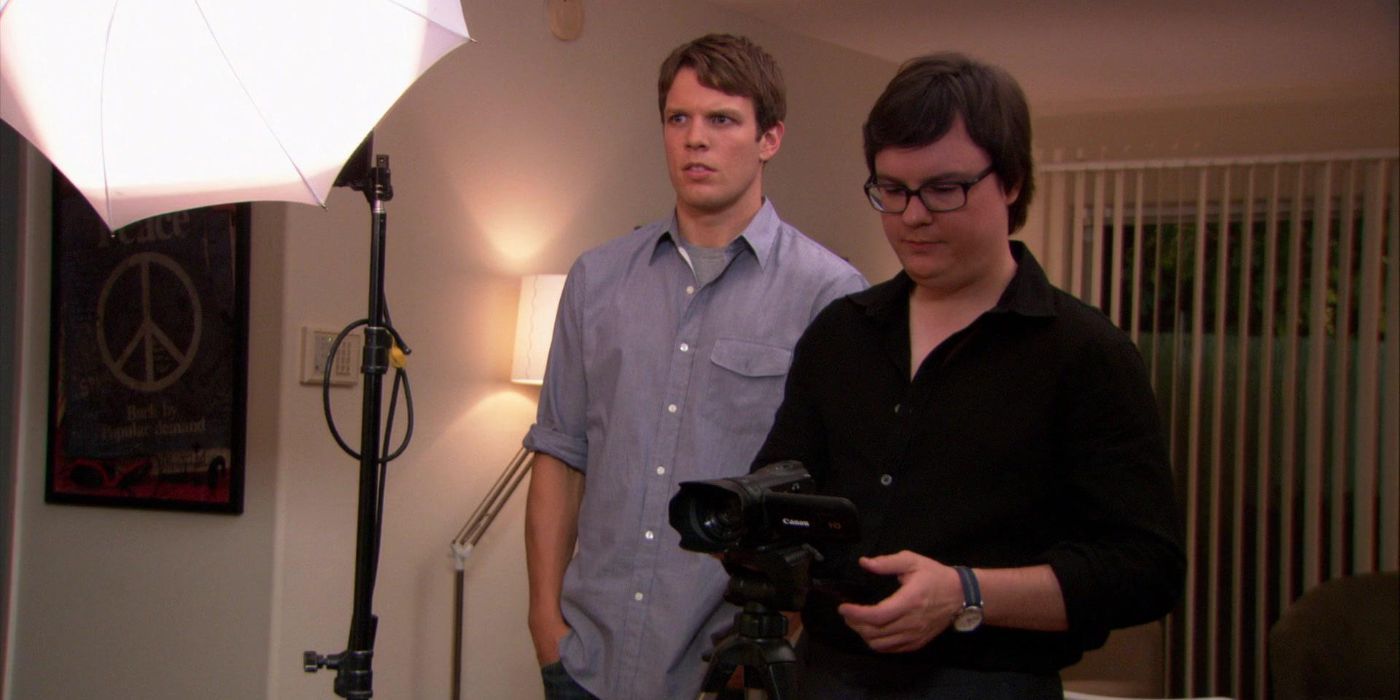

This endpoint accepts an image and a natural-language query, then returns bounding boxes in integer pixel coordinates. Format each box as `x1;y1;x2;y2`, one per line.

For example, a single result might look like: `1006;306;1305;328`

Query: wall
5;3;1396;699
5;3;893;699
1035;88;1400;162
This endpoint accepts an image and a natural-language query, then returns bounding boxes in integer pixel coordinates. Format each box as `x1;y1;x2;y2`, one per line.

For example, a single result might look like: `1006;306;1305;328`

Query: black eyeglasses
864;164;997;214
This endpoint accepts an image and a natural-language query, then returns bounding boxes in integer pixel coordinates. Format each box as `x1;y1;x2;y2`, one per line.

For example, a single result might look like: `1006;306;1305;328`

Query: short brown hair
863;53;1034;233
658;34;786;136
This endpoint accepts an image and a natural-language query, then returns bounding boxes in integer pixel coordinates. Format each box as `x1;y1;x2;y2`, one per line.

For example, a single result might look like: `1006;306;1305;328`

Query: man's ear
1003;179;1021;206
758;121;785;162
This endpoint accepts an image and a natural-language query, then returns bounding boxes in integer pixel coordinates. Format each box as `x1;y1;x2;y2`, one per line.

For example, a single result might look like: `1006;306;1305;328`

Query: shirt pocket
709;338;792;378
701;339;793;456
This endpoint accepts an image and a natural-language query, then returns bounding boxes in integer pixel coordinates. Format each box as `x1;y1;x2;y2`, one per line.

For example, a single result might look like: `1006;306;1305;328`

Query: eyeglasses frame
863;164;998;214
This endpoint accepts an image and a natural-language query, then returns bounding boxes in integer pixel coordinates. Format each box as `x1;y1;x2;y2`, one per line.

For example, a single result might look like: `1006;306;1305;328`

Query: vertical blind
1034;152;1399;699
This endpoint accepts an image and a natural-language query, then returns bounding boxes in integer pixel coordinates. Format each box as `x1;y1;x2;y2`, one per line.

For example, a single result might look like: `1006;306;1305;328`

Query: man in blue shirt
523;34;867;700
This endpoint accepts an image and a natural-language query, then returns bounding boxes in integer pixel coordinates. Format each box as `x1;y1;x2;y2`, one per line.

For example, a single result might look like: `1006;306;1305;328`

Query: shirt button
656;466;666;475
634;592;644;601
685;285;695;295
880;474;894;486
644;530;655;540
667;404;678;414
679;342;690;353
893;403;902;415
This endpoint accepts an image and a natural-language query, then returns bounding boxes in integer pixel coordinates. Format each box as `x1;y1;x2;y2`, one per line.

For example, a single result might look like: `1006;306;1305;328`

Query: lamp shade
510;274;566;385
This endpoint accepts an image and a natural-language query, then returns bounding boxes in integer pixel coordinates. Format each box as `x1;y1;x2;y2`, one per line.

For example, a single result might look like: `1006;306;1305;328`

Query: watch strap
954;565;982;607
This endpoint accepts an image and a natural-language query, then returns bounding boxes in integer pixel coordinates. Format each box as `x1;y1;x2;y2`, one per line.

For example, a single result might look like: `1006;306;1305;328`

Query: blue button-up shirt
525;200;867;699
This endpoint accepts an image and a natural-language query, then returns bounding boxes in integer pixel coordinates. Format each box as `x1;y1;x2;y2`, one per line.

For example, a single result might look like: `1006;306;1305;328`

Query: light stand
304;143;407;700
449;446;535;700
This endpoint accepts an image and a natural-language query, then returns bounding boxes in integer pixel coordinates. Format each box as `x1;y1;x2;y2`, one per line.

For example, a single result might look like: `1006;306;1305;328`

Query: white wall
5;3;893;699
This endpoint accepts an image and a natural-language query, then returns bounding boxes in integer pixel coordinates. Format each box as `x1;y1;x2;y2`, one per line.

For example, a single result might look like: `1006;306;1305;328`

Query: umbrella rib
383;0;472;40
100;0;123;227
190;0;324;207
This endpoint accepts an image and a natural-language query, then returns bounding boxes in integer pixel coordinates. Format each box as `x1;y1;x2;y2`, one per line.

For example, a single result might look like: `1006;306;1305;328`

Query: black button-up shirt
754;242;1184;675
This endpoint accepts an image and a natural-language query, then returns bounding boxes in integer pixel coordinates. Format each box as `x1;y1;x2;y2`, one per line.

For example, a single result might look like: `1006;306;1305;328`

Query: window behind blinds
1034;153;1399;699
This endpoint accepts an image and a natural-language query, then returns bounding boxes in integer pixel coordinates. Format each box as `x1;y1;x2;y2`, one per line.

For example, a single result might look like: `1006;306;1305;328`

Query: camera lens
697;498;744;545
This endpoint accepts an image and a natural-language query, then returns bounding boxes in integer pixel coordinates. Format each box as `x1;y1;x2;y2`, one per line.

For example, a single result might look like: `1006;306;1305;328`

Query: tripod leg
752;659;797;700
699;657;739;694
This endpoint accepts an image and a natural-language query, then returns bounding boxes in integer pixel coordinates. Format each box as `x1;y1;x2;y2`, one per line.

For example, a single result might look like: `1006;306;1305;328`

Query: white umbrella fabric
0;0;470;231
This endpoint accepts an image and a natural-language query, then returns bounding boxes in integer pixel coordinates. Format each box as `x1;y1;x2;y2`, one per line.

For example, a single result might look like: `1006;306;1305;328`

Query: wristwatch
952;565;984;632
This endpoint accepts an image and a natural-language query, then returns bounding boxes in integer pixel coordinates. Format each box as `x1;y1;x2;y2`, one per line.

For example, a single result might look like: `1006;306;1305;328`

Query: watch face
954;605;984;632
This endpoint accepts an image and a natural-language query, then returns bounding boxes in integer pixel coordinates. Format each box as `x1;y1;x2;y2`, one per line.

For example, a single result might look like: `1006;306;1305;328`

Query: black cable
322;320;367;458
315;320;415;611
380;366;414;463
381;293;412;356
320;320;414;463
369;365;411;592
319;313;415;606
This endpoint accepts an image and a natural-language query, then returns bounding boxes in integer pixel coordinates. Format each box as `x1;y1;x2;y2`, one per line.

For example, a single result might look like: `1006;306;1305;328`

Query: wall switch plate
301;326;360;387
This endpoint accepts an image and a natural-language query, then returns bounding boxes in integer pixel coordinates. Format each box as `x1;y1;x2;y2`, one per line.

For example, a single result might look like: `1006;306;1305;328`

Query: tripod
701;601;798;699
700;543;816;700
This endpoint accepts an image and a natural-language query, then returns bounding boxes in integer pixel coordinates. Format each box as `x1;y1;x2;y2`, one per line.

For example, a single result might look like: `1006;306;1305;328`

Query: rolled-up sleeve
1043;334;1186;646
523;262;590;471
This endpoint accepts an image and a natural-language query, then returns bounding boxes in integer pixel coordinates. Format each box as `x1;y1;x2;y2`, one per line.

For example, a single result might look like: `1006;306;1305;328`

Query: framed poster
46;171;249;514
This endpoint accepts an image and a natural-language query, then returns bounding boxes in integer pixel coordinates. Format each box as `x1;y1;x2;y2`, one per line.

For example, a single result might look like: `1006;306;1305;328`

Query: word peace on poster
46;171;249;514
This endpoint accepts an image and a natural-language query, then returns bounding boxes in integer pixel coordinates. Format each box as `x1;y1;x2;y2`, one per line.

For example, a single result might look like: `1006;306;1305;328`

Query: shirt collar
851;240;1058;320
651;199;779;269
994;241;1057;317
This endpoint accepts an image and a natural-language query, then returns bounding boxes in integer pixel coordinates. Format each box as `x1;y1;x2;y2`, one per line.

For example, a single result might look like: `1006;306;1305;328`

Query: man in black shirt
752;53;1185;699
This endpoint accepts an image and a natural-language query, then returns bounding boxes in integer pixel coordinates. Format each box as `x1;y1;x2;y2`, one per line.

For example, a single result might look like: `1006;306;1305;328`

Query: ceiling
702;0;1400;115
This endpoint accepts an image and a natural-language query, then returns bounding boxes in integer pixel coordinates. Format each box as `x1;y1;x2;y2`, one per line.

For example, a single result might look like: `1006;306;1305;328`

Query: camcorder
672;463;862;695
670;460;865;614
668;461;858;553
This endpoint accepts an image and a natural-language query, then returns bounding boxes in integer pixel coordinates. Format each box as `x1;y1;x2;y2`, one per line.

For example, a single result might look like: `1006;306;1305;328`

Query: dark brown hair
863;52;1034;233
658;34;786;136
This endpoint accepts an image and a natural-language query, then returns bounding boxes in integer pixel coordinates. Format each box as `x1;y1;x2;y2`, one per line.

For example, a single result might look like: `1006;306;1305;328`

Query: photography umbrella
0;0;470;231
2;1;471;697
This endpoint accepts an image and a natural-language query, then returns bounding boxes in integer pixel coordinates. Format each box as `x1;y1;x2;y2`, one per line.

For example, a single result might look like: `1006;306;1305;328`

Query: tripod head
719;542;818;612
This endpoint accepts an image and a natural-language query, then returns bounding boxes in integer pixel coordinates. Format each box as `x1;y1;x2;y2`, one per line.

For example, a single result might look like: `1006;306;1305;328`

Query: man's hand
836;550;962;653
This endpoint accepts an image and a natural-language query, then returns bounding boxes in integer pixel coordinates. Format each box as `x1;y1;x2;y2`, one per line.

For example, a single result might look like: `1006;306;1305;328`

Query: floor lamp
450;274;565;700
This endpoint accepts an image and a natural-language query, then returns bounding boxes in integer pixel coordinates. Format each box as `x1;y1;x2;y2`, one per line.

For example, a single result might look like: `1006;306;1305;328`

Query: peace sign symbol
95;252;203;392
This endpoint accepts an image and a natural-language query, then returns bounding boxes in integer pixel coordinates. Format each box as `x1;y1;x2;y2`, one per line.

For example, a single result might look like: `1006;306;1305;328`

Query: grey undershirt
681;239;740;287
